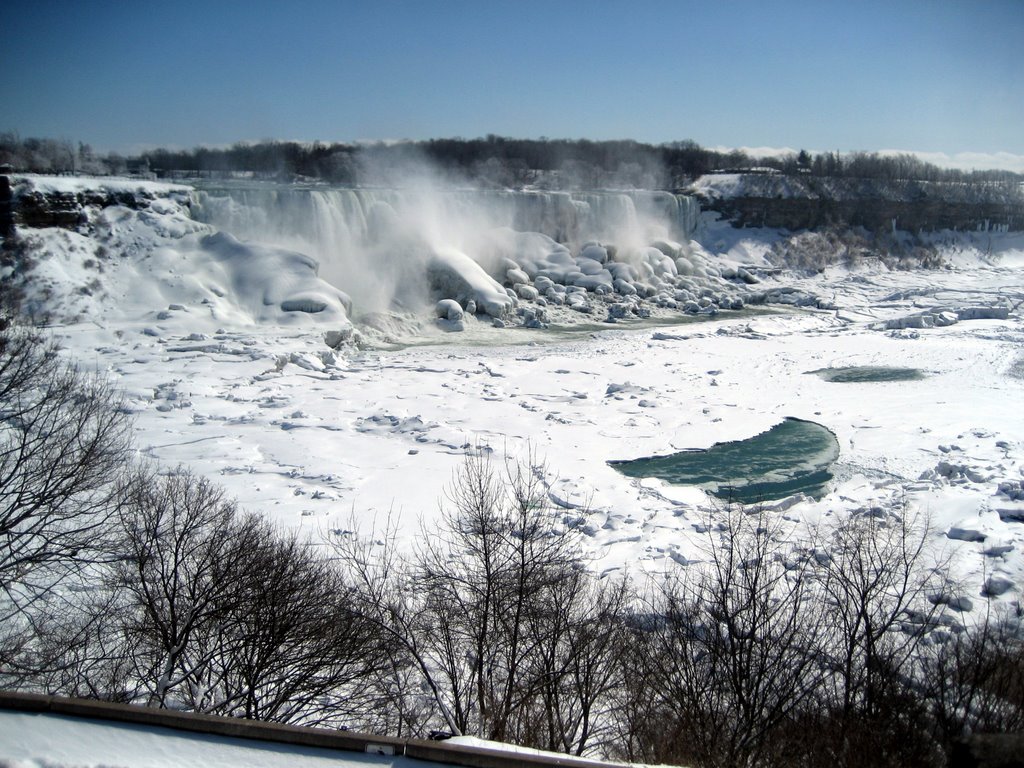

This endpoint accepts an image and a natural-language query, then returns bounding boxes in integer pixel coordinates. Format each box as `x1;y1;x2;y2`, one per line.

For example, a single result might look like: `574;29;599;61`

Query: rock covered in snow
516;284;539;301
427;247;514;319
506;267;530;286
928;591;974;612
200;232;353;324
435;299;464;322
324;327;359;349
999;481;1024;501
947;526;986;542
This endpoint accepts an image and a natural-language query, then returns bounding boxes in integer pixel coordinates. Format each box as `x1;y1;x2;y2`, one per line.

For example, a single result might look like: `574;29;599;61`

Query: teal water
808;366;925;383
610;418;840;504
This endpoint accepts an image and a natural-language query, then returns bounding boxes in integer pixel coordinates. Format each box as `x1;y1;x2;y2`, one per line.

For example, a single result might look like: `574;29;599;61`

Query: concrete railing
0;691;628;768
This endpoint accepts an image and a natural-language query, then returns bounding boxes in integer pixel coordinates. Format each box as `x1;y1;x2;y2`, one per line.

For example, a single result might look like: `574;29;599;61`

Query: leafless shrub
924;602;1024;760
99;466;392;726
109;466;259;709
206;527;393;727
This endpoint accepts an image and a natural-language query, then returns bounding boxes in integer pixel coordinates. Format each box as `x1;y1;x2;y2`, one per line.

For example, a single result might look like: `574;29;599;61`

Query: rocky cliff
691;173;1024;232
1;175;193;232
8;173;1023;241
0;176;12;239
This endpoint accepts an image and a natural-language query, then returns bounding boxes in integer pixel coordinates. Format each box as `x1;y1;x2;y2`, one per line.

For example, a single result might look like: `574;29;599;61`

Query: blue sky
2;0;1022;166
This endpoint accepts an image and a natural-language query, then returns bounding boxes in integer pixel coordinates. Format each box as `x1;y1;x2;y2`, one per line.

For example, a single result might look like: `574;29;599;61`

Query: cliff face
7;173;1024;241
2;176;186;231
0;176;13;239
705;196;1024;232
691;173;1024;232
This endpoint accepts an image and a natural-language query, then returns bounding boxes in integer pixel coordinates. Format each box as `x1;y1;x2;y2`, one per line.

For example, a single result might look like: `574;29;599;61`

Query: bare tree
606;614;668;765
19;579;137;700
924;602;1024;759
330;511;452;737
332;449;627;753
19;463;393;729
110;466;262;709
632;505;828;768
412;450;593;744
0;324;132;673
204;527;393;727
808;503;944;767
522;566;633;755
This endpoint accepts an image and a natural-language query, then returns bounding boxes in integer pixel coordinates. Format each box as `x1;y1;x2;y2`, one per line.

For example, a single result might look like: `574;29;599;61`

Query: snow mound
9;179;354;334
199;232;352;324
427;247;515;319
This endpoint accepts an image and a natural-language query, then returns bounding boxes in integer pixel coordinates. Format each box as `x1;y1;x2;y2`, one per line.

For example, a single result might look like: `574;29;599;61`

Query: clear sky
2;0;1022;167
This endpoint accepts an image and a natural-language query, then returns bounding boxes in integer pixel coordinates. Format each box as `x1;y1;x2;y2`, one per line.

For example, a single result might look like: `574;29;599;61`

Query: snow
0;710;411;768
9;177;353;331
445;736;611;763
7;175;1024;616
49;263;1024;604
427;246;514;319
0;710;639;768
12;175;192;198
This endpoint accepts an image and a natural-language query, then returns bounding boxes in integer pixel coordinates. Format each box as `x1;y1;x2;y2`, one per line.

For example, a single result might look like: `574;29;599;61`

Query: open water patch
610;418;840;503
808;366;925;383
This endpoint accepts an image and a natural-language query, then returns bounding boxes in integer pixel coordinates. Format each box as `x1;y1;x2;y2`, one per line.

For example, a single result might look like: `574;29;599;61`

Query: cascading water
189;182;735;328
192;186;699;252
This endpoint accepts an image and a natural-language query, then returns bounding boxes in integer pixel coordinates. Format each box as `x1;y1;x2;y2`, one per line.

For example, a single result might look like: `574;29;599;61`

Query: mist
190;152;705;329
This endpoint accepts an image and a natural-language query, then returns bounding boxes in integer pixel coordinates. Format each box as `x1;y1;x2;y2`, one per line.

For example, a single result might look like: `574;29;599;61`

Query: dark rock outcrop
693;174;1024;232
5;178;183;231
14;188;88;229
708;196;1024;232
0;176;14;239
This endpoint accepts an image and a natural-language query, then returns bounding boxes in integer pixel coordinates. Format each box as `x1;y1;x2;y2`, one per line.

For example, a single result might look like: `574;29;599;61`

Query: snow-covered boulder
435;298;464;322
427;247;514;319
506;267;530;286
580;243;609;264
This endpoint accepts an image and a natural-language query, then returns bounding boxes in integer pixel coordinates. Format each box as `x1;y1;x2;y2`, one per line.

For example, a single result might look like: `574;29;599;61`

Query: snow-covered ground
7;175;1024;613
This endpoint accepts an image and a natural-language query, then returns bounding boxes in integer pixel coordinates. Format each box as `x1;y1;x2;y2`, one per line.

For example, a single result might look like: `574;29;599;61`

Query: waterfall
191;185;700;255
190;184;703;317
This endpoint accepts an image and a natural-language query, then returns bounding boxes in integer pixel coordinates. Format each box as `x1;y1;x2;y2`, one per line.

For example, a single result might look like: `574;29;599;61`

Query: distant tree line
142;140;358;182
0;133;130;177
3;131;1021;191
2;318;1023;767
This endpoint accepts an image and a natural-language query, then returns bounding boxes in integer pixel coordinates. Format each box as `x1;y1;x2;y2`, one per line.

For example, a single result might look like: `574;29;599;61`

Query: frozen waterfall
189;184;739;327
